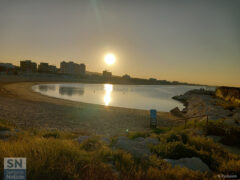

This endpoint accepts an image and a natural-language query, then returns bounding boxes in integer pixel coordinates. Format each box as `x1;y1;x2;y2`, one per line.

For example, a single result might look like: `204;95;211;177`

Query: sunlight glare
103;84;113;106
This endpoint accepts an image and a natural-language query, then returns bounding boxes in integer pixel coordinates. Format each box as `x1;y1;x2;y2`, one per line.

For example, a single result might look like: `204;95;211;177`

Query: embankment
216;86;240;104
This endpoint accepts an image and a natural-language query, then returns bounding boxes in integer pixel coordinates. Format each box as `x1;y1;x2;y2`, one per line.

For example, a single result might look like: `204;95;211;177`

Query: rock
145;137;159;145
0;130;15;139
101;137;111;145
208;115;221;121
114;136;159;158
207;135;222;142
170;107;184;117
171;88;240;122
224;118;240;127
76;136;90;143
233;112;240;121
134;137;145;142
165;157;211;172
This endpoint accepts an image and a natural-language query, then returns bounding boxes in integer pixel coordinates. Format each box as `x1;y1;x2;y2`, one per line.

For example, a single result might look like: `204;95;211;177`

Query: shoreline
0;82;182;135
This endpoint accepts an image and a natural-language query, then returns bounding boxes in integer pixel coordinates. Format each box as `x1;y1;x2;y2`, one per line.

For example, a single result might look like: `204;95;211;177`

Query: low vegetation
204;120;240;147
215;86;240;104
0;119;240;179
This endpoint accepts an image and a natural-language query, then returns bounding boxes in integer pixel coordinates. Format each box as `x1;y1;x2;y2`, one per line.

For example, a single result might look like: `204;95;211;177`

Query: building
20;60;37;72
0;63;14;71
38;63;49;72
60;61;86;75
38;63;57;73
103;70;112;79
48;65;57;73
79;64;86;75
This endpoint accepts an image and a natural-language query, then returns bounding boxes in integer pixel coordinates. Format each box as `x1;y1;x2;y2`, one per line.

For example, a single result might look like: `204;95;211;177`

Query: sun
104;53;116;65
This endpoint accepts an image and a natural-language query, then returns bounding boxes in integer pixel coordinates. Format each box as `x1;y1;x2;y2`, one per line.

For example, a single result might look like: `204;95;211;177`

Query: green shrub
80;138;102;151
151;141;197;159
165;132;188;144
205;121;240;147
42;131;60;139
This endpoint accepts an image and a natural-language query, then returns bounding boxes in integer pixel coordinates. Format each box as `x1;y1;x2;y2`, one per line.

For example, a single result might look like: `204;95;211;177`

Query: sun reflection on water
104;84;113;106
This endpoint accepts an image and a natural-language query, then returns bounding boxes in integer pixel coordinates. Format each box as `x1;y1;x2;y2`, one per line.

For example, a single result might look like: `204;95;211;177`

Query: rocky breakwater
172;89;240;123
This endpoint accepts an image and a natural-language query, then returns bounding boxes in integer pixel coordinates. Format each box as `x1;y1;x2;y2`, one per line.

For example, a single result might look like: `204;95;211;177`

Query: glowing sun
104;53;116;65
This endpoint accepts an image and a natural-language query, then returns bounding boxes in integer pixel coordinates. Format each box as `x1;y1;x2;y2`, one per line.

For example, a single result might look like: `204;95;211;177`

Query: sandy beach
0;82;182;136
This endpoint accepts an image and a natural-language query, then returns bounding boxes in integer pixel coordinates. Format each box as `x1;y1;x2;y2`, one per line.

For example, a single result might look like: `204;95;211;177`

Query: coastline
0;82;182;136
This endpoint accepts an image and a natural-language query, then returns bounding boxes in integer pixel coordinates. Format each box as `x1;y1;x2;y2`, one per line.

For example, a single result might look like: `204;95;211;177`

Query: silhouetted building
38;62;49;72
49;65;57;73
20;60;37;72
103;70;112;79
60;61;86;75
0;63;14;72
79;63;86;75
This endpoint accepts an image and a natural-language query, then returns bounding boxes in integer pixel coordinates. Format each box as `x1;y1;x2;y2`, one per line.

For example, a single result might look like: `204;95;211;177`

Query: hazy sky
0;0;239;87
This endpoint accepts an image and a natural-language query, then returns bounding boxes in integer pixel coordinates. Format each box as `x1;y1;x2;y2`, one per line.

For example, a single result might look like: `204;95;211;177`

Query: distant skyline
0;0;239;87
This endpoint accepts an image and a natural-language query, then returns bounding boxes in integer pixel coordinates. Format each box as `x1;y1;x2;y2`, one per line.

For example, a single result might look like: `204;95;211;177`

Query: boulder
76;136;90;143
170;107;183;117
165;157;211;172
233;112;240;121
101;137;111;145
144;137;159;145
0;130;15;139
114;136;159;158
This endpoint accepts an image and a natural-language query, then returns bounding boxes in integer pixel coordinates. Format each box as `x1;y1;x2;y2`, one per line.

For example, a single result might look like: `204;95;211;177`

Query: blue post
150;109;157;128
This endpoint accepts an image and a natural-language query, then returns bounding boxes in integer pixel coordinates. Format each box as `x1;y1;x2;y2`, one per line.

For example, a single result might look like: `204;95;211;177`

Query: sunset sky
0;0;239;87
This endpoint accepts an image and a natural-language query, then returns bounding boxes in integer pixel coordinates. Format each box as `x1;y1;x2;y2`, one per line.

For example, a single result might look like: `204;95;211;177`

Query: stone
76;136;90;143
101;137;111;145
0;130;15;139
233;112;240;121
144;137;159;145
114;136;159;158
170;107;183;117
165;157;211;172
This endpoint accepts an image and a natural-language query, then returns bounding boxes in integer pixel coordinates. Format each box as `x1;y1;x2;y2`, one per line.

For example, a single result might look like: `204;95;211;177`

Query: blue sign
4;158;26;180
150;109;157;128
150;109;157;119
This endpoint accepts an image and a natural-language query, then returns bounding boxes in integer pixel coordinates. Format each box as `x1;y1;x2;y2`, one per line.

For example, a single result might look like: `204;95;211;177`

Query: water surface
32;83;212;112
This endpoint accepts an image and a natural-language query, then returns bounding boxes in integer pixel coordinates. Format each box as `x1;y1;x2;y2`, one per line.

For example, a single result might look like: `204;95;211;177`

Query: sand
0;82;182;136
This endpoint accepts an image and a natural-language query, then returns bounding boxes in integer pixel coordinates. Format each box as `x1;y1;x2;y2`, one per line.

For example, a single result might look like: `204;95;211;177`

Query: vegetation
204;120;240;147
127;131;150;139
0;119;240;179
215;86;240;104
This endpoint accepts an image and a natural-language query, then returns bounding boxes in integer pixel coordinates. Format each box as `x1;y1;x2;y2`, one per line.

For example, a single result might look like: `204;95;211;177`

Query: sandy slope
0;82;182;135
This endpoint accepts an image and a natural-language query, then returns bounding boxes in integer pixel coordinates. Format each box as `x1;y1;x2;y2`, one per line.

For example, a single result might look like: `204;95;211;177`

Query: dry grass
1;119;240;179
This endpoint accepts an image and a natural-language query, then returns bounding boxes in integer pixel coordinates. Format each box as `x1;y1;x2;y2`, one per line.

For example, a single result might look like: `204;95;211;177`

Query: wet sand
0;82;182;136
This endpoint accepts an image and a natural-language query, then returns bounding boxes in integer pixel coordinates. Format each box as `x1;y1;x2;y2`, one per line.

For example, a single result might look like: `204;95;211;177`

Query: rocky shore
172;89;240;124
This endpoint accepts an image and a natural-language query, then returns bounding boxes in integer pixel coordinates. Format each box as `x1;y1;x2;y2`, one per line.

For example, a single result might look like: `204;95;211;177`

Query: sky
0;0;239;87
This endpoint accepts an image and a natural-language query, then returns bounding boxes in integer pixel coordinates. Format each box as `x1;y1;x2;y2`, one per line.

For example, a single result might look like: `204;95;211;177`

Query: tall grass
0;120;240;179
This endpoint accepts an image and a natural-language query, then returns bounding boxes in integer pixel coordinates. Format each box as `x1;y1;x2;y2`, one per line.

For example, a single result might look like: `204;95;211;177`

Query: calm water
32;83;212;112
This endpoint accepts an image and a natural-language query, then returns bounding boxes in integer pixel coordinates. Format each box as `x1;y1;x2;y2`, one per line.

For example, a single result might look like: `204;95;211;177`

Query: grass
0;120;240;179
127;131;150;139
0;119;13;131
215;99;240;110
150;128;240;174
204;120;240;147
